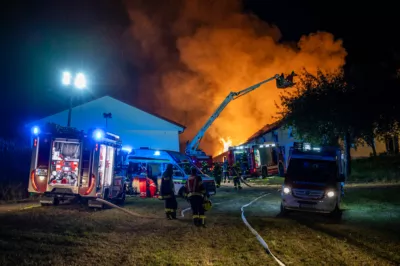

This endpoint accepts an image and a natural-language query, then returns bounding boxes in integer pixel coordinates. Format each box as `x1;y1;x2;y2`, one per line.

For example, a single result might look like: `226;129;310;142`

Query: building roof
26;95;186;133
246;120;285;143
114;97;186;130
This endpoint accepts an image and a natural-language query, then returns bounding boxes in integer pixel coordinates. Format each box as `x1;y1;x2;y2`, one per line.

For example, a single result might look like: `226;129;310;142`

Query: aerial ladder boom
186;74;283;156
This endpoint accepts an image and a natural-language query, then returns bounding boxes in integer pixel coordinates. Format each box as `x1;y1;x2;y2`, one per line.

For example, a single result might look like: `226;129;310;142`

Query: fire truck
185;74;294;169
214;141;286;178
28;123;126;208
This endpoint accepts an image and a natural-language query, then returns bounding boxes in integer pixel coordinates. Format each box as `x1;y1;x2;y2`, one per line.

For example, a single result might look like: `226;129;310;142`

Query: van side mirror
338;174;345;182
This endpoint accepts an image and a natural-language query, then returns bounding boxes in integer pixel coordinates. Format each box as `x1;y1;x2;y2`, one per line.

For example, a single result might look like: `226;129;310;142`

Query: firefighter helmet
203;199;212;211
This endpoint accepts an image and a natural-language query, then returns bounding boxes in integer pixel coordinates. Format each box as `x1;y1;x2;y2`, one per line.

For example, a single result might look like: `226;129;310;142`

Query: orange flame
220;137;233;152
218;137;233;155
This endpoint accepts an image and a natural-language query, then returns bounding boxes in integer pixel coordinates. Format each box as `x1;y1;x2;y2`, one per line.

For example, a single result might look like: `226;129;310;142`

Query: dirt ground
0;185;399;266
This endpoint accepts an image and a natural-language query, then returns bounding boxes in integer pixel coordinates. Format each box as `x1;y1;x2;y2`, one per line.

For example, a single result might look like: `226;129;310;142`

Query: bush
0;137;31;201
350;155;400;183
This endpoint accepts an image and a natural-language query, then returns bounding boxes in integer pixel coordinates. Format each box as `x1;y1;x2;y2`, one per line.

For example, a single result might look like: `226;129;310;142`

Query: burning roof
245;120;285;143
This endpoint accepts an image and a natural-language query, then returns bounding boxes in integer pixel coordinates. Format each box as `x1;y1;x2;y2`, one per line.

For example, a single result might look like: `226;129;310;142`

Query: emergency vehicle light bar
292;142;340;157
228;142;276;150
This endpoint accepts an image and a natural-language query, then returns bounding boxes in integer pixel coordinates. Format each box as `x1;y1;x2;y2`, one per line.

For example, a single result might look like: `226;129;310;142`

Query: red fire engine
28;123;126;208
214;142;286;178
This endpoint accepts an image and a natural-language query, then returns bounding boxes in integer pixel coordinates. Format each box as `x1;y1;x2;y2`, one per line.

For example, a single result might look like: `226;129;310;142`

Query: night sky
1;0;397;138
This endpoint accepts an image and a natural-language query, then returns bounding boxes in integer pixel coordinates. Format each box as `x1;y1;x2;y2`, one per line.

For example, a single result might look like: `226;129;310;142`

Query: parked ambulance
281;143;345;218
123;148;217;197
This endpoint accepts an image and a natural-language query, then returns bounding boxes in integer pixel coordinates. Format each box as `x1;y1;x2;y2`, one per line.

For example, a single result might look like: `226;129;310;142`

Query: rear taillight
31;170;38;191
84;174;96;195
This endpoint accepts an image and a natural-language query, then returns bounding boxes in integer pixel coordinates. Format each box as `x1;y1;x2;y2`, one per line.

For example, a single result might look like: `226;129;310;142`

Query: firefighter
285;71;297;85
276;71;297;88
159;164;178;219
276;73;285;88
213;162;222;188
222;156;230;183
184;167;208;227
232;162;242;190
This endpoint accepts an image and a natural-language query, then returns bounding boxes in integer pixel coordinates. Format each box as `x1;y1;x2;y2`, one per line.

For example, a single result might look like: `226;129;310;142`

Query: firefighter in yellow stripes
184;167;208;227
159;164;178;219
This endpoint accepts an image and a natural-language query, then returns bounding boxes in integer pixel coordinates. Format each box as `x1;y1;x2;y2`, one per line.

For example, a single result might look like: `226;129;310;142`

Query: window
37;137;51;168
97;144;107;188
287;159;337;182
271;149;278;165
288;127;294;138
104;146;115;187
254;150;261;168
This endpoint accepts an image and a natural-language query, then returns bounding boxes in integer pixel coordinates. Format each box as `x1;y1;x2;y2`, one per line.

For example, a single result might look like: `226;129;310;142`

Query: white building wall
120;130;180;152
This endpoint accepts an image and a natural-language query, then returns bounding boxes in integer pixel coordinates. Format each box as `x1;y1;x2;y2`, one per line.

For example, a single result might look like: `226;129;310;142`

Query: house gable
25;96;185;133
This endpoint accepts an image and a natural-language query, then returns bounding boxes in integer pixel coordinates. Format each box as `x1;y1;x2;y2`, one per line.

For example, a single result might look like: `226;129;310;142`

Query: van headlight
326;191;335;197
283;187;291;194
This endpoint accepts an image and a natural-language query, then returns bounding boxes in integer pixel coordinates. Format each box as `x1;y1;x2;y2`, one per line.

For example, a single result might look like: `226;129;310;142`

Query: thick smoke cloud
122;0;347;155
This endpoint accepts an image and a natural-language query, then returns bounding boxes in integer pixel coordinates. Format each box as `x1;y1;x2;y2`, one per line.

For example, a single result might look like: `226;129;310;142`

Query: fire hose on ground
241;193;286;266
231;168;252;188
181;198;245;217
95;198;159;219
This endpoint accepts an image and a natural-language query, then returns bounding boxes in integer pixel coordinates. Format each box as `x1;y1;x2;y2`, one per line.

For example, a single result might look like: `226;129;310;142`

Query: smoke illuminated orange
123;0;347;156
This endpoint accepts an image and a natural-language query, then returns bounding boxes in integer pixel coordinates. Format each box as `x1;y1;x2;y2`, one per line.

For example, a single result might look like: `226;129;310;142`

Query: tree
279;69;358;176
345;49;400;150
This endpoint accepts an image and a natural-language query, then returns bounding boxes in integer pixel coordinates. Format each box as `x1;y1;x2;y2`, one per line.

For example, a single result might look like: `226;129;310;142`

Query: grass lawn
350;155;400;183
246;176;284;186
0;186;399;265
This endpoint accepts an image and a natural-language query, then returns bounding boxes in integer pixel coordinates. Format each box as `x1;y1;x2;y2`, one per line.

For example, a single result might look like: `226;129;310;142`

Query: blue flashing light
93;129;104;140
32;126;40;135
154;150;161;156
122;146;132;153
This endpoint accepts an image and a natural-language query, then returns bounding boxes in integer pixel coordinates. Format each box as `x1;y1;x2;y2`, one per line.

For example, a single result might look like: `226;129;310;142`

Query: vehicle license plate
299;204;316;209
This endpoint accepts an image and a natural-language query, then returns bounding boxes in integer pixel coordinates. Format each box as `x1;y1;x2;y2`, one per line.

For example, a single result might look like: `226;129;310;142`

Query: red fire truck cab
214;142;286;178
28;123;126;208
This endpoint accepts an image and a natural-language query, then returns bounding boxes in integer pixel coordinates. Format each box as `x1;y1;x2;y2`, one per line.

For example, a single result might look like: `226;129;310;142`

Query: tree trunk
343;132;352;178
367;138;377;157
371;144;377;157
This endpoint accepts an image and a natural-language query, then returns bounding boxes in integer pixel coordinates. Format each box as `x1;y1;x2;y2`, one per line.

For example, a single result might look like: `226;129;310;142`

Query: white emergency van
123;148;216;197
280;143;345;218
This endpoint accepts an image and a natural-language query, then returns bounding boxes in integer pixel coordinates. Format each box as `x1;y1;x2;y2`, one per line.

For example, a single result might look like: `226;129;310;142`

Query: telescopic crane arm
185;74;281;156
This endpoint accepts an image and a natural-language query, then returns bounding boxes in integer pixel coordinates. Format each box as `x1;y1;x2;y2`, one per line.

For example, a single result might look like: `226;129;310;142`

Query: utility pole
62;71;87;127
67;95;73;127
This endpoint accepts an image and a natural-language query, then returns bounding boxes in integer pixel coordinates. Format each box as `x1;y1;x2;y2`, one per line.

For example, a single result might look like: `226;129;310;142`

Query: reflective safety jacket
159;171;175;199
184;175;206;198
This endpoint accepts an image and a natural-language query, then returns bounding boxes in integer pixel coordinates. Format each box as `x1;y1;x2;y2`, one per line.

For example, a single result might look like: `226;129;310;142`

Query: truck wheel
178;187;185;198
278;163;285;177
53;198;60;206
116;192;126;205
261;167;268;178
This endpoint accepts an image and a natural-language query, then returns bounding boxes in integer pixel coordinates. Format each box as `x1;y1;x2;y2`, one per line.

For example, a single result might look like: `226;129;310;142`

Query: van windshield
287;158;337;182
